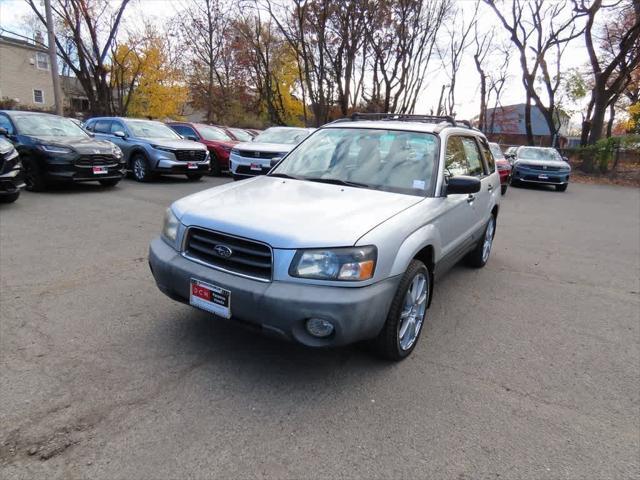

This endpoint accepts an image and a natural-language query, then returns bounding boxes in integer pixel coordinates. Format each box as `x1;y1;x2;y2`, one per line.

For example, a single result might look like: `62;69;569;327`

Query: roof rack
329;112;475;130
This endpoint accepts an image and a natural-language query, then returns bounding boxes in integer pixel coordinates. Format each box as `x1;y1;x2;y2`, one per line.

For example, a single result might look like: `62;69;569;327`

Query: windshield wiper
302;177;372;189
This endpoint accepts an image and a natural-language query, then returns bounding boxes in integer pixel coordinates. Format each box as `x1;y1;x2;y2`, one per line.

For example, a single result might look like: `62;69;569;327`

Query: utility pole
44;0;64;115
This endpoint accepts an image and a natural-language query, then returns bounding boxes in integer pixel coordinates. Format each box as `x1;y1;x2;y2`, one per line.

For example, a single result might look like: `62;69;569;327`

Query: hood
233;142;295;154
173;176;423;249
140;138;207;150
515;158;569;168
30;135;116;155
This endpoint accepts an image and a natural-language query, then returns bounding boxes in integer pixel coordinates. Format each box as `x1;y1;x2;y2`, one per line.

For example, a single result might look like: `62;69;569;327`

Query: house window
33;89;44;104
36;52;50;70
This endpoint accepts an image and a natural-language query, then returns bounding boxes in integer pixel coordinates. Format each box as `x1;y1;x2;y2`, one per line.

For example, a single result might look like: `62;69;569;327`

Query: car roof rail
326;112;480;131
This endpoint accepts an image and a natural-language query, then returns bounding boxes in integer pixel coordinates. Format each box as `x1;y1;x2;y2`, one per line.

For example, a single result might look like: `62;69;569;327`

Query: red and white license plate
189;279;231;318
93;166;108;174
187;162;198;169
250;163;262;171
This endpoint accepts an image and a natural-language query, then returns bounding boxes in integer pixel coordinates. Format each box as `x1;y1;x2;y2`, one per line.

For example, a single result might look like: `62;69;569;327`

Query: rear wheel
372;259;430;361
131;154;152;182
501;184;508;195
23;158;48;192
99;178;120;187
0;192;20;203
186;173;203;181
555;183;568;192
466;215;496;268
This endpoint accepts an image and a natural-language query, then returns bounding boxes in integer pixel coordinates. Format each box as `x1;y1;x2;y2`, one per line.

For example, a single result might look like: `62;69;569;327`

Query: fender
389;223;442;277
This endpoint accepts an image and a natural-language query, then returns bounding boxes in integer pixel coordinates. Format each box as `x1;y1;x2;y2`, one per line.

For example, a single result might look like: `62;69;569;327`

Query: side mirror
270;157;282;168
562;156;569;162
187;135;199;141
113;130;127;138
0;127;8;137
446;175;481;195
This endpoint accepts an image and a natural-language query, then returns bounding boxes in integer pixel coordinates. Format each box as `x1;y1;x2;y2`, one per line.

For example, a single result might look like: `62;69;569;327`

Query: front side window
479;139;496;172
126;120;180;139
94;119;112;134
36;52;49;70
445;136;484;177
170;125;197;138
33;89;44;104
12;114;89;138
271;128;439;196
110;121;126;134
0;115;14;134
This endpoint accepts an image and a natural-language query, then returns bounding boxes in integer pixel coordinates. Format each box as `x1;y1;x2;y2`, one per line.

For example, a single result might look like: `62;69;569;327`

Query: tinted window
479;138;495;172
110;121;126;134
0;115;14;134
94;119;112;134
171;125;198;138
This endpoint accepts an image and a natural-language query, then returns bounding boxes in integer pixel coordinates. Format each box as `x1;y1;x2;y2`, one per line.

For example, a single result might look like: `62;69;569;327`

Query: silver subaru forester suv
149;114;501;360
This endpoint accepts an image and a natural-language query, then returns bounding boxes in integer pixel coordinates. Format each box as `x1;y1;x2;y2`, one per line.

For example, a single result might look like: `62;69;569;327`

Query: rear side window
94;119;112;134
445;136;484;177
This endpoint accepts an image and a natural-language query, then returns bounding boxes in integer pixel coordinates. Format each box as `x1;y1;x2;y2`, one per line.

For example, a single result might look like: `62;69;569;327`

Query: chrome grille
237;150;284;160
184;228;272;281
175;150;207;162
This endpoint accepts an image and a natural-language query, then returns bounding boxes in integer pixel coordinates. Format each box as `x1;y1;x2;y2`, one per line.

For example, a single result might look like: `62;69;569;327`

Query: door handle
487;184;494;192
466;194;475;203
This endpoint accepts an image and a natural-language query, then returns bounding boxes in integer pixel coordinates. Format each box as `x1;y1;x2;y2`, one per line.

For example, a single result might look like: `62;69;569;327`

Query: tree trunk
524;97;534;145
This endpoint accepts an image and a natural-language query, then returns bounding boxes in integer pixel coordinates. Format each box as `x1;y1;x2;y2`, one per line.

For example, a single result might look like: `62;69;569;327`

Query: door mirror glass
446;175;481;195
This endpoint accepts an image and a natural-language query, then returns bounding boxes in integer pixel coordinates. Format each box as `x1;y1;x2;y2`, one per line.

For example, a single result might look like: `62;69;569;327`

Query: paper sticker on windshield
412;180;426;189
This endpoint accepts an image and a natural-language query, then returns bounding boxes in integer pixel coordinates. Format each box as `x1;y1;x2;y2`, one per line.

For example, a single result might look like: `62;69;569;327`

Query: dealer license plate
538;174;549;180
250;163;262;171
189;279;231;319
187;162;198;169
93;166;108;174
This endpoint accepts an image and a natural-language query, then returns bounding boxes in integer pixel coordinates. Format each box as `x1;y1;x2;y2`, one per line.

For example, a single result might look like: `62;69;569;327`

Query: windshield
271;128;439;195
254;127;309;145
229;128;252;142
489;143;505;160
13;114;89;138
126;120;180;139
198;125;232;142
518;147;562;161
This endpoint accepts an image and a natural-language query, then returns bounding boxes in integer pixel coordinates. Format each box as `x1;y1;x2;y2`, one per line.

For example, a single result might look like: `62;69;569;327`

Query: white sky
0;0;591;124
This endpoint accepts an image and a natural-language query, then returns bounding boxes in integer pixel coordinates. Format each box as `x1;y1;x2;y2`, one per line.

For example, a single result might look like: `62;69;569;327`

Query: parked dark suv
0;137;24;203
0;111;125;191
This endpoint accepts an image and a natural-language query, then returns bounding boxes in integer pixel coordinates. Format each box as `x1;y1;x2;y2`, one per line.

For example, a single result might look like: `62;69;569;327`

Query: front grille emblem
189;151;195;157
93;149;100;154
543;165;547;170
213;244;233;258
254;151;260;158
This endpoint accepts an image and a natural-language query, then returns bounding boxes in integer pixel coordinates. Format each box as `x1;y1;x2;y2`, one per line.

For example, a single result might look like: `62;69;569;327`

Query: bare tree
472;23;495;130
572;0;640;144
485;0;585;147
26;0;131;116
486;45;511;135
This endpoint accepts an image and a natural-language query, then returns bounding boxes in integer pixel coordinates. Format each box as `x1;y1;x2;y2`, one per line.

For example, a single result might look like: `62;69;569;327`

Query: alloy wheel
482;216;495;263
398;273;428;351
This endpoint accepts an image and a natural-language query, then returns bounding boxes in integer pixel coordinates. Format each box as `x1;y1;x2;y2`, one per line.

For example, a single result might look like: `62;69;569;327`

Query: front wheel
131;154;152;182
555;183;568;192
466;214;496;268
23;158;48;192
372;260;430;361
99;178;120;187
0;192;20;203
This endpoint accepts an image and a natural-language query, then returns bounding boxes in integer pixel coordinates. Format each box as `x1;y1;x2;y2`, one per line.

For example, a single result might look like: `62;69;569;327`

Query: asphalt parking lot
1;177;638;479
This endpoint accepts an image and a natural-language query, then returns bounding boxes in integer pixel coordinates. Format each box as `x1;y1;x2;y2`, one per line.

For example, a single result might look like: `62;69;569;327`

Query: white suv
149;114;501;360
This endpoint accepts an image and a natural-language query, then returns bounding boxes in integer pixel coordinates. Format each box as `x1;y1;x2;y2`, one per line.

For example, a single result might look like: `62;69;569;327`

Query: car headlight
111;144;123;159
289;246;377;281
161;208;180;245
0;140;14;155
38;144;73;154
152;145;174;154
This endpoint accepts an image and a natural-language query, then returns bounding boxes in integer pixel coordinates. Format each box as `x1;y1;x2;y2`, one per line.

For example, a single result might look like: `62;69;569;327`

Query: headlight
111;144;123;159
161;208;180;245
39;144;73;154
152;145;174;154
0;139;14;155
289;246;377;281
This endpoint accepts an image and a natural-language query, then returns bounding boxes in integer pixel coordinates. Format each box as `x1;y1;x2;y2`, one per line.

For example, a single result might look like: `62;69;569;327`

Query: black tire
23;157;48;192
510;177;520;187
0;192;20;203
186;173;203;181
99;178;121;187
501;184;508;195
466;214;496;268
555;183;568;192
131;154;152;182
372;259;430;361
209;153;221;176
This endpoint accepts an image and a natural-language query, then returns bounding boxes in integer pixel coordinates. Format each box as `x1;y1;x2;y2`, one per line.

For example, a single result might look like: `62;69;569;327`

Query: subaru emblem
213;244;233;258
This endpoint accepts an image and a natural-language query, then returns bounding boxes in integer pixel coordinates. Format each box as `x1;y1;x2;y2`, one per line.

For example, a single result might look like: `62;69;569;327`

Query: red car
216;126;255;143
167;122;238;175
489;142;512;195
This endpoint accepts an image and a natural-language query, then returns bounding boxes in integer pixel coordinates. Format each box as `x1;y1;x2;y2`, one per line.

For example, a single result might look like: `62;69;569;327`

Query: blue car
85;117;209;182
507;146;571;192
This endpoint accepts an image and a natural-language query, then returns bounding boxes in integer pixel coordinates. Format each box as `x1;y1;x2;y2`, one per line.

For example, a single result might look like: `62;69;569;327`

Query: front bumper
230;154;272;177
45;156;127;182
512;166;570;185
148;237;400;347
0;165;25;195
155;158;210;174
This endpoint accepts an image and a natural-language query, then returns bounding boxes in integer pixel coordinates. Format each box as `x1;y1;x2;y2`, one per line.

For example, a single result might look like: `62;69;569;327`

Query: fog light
306;318;334;338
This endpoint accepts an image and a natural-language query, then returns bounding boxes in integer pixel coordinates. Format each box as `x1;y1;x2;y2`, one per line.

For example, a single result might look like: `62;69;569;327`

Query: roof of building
0;34;48;53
